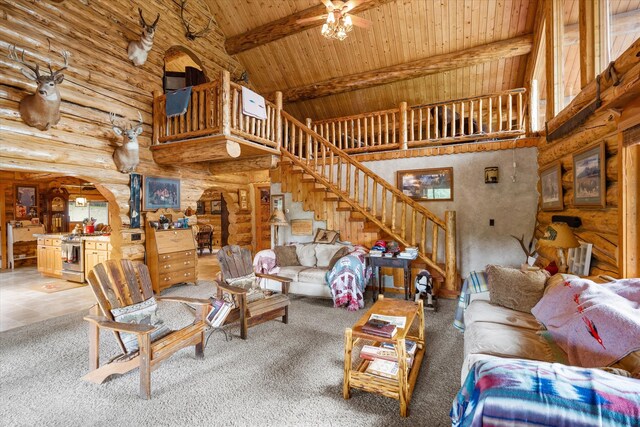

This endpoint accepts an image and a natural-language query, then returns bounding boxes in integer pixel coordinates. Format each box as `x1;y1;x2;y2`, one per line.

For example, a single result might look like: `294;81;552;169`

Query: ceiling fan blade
349;14;372;28
321;0;336;10
342;0;363;13
296;15;327;25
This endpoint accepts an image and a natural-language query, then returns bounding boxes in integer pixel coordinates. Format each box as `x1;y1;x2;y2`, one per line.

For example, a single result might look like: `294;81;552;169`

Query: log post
221;70;231;136
444;210;457;297
152;90;163;146
399;101;408;150
275;91;283;149
529;79;539;133
306;118;313;163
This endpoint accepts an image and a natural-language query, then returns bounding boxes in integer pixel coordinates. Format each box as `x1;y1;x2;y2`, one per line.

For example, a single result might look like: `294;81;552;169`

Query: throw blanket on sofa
451;357;640;427
532;277;640;367
325;247;370;311
453;271;489;332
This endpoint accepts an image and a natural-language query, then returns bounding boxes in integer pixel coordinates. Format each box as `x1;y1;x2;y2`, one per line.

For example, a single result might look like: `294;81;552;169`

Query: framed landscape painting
540;161;563;211
572;142;605;208
397;167;453;201
143;176;180;210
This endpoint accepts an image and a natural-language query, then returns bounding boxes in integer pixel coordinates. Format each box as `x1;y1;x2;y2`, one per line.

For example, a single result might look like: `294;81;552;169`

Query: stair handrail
281;110;446;229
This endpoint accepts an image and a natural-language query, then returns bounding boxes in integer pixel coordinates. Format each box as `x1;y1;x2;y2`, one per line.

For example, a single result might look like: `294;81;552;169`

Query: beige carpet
0;280;464;426
31;282;87;293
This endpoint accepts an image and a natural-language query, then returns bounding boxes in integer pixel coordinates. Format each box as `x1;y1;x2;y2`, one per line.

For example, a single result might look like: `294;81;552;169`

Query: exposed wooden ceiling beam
224;0;395;56
273;34;533;103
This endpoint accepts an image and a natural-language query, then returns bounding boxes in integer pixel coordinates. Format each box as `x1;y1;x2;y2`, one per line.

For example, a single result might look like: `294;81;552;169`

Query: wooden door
255;185;271;251
53;246;62;277
44;246;55;274
37;244;46;272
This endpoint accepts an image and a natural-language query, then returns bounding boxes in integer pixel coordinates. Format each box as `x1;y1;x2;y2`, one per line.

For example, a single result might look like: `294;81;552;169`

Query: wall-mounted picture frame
211;200;222;214
259;188;270;204
397;167;453;201
143;176;180;210
129;173;142;228
291;219;313;236
15;185;37;219
238;189;249;212
484;167;499;184
270;194;285;213
196;200;205;215
572;142;606;208
540;161;563;211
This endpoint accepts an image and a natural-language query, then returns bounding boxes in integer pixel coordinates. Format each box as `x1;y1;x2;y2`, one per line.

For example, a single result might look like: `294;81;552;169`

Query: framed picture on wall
211;200;222;214
196;201;205;215
15;185;37;219
270;194;284;213
238;189;249;212
143;176;180;210
539;161;563;211
397;167;453;201
572;142;606;208
259;188;270;204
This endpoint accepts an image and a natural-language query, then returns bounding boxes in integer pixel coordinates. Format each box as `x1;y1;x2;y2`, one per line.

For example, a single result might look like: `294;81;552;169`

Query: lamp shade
268;208;289;227
538;223;579;249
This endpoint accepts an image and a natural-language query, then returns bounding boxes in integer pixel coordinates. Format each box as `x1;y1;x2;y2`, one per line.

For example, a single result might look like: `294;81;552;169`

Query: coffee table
343;295;425;417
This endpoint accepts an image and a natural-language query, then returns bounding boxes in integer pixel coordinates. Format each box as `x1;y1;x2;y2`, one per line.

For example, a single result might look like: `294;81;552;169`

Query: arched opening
163;45;208;92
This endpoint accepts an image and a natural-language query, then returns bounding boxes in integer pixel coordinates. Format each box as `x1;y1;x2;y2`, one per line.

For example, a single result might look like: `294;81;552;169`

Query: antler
180;0;214;40
131;110;143;130
109;112;124;131
7;45;40;80
138;8;160;29
510;234;537;262
47;50;69;77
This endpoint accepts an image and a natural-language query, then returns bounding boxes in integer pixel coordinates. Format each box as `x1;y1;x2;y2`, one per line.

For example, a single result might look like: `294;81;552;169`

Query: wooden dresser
146;227;197;293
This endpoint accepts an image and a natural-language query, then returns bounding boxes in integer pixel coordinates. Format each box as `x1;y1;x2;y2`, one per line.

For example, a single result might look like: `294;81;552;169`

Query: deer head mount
510;234;538;263
127;8;160;66
179;0;214;41
7;45;69;131
110;111;143;174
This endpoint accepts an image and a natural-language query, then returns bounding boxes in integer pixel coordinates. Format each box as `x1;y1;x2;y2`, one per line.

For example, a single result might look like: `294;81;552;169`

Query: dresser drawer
158;250;196;263
96;242;109;251
159;268;196;285
155;230;195;254
85;241;96;250
158;257;196;273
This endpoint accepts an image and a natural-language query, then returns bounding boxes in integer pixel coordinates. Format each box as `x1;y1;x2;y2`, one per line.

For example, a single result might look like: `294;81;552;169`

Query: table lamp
268;207;289;247
538;222;580;273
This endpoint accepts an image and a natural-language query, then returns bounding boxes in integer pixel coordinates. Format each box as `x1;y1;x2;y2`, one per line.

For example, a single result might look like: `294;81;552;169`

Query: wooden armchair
83;259;209;399
196;224;213;255
216;245;290;339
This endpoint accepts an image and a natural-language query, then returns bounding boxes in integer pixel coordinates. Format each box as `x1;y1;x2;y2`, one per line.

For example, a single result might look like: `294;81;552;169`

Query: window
68;201;109;225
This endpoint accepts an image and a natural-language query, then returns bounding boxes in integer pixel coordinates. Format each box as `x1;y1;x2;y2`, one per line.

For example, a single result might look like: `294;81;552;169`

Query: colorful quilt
325;247;370;311
451;358;640;427
453;271;489;332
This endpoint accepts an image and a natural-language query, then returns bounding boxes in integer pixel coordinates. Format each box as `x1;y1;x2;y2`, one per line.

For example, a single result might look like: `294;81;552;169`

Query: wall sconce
484;167;499;184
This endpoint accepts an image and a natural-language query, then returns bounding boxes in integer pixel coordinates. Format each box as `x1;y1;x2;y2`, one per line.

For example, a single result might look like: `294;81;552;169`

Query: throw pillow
110;297;171;353
223;272;265;307
485;265;547;313
273;245;300;267
226;272;258;290
296;243;317;267
327;246;350;270
313;228;339;244
544;260;559;275
315;244;345;268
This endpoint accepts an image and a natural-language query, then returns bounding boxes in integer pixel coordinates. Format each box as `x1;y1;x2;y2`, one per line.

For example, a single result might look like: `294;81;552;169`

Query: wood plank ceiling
206;0;536;121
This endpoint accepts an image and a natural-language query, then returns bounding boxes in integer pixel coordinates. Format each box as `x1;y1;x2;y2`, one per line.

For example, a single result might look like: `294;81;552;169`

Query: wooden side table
343;295;426;417
366;255;413;301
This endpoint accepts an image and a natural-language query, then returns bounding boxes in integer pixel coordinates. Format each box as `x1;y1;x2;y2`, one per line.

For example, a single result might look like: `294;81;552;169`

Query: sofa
452;268;640;426
254;243;370;310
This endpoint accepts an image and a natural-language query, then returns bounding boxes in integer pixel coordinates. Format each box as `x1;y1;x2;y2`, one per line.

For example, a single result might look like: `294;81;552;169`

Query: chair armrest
83;315;154;334
256;273;290;295
216;282;248;295
156;296;210;306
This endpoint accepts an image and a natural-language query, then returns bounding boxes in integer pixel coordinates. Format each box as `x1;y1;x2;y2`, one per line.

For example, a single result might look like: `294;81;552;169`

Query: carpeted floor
0;281;464;426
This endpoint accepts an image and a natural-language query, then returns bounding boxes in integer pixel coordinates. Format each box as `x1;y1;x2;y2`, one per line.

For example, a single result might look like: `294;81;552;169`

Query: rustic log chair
216;245;291;339
83;259;209;399
196;224;214;255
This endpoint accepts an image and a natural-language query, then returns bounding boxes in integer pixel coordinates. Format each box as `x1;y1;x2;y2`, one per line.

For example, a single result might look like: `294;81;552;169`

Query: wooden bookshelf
343;295;425;417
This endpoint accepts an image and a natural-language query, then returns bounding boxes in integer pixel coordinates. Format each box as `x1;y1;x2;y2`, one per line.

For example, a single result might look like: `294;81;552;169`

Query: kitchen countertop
33;233;111;242
33;233;66;238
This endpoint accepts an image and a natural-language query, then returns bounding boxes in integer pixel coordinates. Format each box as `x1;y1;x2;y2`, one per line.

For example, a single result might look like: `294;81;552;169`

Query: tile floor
0;253;220;332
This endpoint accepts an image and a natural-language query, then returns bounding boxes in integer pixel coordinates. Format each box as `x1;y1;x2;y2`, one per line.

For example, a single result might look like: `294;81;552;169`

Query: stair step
324;196;339;201
336;207;353;212
301;174;316;182
290;167;304;174
311;187;328;193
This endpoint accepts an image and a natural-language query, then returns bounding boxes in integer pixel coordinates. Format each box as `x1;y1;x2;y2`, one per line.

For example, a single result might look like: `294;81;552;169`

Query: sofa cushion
315;244;344;268
276;266;310;282
465;300;542;330
486;265;547;313
298;267;329;284
273;245;300;267
296;243;317;267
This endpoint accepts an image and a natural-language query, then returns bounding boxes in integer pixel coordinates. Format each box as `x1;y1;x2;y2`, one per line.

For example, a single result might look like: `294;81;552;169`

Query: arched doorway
163;46;208;92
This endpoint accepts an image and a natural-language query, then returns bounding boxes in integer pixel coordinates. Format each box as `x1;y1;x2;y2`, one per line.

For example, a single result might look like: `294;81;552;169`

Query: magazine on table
369;313;407;329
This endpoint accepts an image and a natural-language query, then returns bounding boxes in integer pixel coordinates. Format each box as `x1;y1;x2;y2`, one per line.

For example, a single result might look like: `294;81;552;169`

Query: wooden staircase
276;111;458;296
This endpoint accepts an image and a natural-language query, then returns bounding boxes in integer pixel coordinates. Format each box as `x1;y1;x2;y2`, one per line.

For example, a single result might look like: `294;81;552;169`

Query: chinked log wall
0;0;254;261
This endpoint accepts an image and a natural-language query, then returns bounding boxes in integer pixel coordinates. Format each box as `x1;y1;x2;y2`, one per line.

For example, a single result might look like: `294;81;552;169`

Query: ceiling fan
297;0;372;40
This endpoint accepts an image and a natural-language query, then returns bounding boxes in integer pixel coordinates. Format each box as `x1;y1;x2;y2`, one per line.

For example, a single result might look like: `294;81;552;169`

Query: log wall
536;109;620;277
0;0;253;263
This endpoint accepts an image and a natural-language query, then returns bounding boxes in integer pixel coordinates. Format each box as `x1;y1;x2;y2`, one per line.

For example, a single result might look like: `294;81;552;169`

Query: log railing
307;88;527;153
281;110;457;291
152;71;281;150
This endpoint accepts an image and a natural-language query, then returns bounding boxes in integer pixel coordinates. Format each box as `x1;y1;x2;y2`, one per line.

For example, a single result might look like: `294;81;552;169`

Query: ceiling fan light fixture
343;14;353;29
321;7;354;41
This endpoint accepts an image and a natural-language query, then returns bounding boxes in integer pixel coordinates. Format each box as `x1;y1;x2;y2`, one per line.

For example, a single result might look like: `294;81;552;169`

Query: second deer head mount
7;45;69;131
110;111;143;174
179;0;214;41
128;8;160;67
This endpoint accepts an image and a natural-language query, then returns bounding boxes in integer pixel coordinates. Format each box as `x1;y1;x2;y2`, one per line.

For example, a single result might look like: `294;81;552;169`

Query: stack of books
361;318;397;338
206;298;232;328
360;344;414;368
365;358;399;379
398;246;418;259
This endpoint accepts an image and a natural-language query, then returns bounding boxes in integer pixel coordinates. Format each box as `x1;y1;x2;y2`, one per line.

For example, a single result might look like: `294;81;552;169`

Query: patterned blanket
453;271;489;332
325;247;370;311
451;357;640;427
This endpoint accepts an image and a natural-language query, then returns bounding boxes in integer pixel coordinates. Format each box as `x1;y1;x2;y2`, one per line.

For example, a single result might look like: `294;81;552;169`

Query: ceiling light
321;9;353;41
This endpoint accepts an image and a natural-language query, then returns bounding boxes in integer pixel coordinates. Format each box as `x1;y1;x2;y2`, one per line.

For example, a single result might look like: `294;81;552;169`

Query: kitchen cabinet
36;236;63;278
84;240;111;276
146;227;197;293
8;223;45;269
